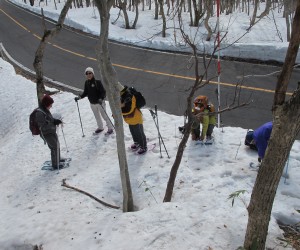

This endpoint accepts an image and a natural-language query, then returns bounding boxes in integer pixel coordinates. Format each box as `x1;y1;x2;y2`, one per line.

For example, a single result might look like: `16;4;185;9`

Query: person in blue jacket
253;121;273;163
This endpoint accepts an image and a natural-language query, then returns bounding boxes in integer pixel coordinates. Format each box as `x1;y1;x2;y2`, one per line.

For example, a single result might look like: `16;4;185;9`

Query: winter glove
74;96;81;102
54;119;62;126
98;99;103;105
258;157;262;163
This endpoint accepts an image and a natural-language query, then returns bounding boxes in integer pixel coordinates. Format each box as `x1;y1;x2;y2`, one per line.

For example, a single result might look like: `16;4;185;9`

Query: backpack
129;87;146;109
207;103;215;114
29;108;45;135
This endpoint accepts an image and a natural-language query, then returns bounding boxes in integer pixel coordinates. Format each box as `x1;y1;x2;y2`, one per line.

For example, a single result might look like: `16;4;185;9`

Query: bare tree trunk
166;0;170;15
141;0;144;11
33;0;72;104
74;0;80;8
249;0;259;27
191;0;204;26
154;0;159;19
226;0;234;14
247;0;250;16
131;0;139;29
94;0;134;212
118;0;130;29
187;0;193;25
163;9;249;202
274;0;300;106
204;0;212;41
257;0;271;18
283;0;291;41
158;0;167;37
163;8;207;202
244;1;300;249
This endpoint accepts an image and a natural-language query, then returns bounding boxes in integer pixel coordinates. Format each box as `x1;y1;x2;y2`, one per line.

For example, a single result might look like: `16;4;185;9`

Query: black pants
43;133;60;167
129;124;147;149
192;124;215;139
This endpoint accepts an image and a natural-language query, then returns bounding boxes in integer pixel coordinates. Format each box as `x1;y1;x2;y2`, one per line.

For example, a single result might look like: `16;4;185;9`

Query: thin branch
61;179;120;209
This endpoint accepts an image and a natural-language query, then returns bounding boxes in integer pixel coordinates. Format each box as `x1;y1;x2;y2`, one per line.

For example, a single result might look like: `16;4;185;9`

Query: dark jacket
35;106;56;135
80;77;106;104
253;121;273;159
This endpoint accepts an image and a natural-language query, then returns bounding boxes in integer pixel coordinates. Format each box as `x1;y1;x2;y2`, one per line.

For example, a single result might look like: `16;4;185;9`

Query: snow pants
129;124;147;149
90;102;113;130
43;133;60;168
191;123;214;140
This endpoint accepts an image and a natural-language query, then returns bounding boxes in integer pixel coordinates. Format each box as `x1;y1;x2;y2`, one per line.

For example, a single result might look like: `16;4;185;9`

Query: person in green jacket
191;95;216;142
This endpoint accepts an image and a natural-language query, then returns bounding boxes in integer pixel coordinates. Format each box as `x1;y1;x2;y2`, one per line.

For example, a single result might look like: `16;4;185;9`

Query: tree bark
191;0;204;26
249;0;259;28
33;0;72;104
158;0;167;37
257;0;271;18
118;0;130;29
131;0;139;29
94;0;134;212
204;0;212;41
244;1;300;249
154;0;159;19
283;0;291;42
274;0;300;106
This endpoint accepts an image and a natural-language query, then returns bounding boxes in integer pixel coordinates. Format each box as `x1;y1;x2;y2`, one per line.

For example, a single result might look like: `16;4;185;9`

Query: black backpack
129;87;146;109
29;108;45;135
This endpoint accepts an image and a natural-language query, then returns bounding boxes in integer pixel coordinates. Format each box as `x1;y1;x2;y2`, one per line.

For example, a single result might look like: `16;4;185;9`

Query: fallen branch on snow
61;179;120;209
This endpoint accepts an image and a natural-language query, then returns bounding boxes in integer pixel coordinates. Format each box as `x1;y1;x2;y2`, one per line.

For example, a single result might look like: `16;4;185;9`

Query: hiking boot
206;135;213;140
137;147;147;155
131;143;139;151
191;134;199;141
105;129;113;135
94;128;104;134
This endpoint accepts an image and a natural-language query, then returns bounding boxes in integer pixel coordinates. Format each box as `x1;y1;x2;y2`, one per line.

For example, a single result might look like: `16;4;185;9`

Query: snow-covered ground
10;0;300;63
0;56;299;249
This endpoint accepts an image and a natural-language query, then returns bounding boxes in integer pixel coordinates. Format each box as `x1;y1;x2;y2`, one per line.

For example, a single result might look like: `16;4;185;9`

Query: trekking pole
56;126;60;173
284;153;290;184
149;109;170;158
155;105;162;158
100;103;115;129
76;101;85;137
215;88;224;132
61;126;69;152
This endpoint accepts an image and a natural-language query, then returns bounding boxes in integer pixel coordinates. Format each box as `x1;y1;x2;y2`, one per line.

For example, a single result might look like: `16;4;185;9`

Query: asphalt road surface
1;0;299;130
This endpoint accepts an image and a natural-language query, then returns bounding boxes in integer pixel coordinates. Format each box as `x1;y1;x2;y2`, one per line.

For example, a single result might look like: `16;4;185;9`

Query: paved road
1;0;299;130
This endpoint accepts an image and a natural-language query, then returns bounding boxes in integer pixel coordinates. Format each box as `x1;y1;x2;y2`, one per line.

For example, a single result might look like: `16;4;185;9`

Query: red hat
42;94;54;107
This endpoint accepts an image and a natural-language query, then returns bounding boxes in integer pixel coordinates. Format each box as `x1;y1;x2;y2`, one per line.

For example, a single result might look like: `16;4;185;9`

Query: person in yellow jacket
191;95;216;142
118;83;147;155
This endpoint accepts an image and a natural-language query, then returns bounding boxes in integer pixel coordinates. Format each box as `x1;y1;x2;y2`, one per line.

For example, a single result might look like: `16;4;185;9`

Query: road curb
0;42;82;94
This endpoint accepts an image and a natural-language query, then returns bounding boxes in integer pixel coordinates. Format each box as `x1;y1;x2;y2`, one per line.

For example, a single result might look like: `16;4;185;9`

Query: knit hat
117;82;125;92
42;94;54;107
194;95;208;107
85;67;94;75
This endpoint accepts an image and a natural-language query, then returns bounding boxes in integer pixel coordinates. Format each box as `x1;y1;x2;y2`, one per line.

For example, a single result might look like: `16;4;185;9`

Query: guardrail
0;42;82;94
